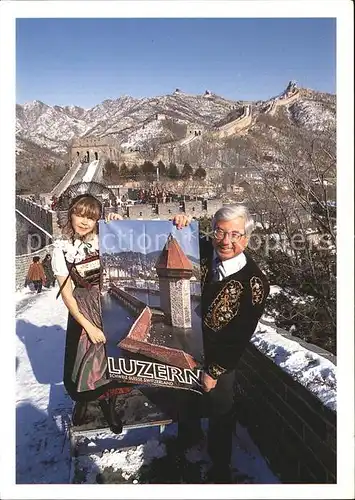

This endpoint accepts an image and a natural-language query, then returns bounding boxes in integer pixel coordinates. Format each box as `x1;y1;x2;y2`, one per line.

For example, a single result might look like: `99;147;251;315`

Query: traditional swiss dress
52;235;128;402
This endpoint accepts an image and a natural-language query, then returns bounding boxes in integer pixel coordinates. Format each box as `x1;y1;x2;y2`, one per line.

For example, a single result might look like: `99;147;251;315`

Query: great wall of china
16;82;302;267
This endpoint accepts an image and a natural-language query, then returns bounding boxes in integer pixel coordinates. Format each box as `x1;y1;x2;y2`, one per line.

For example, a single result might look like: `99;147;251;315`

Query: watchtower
155;234;193;328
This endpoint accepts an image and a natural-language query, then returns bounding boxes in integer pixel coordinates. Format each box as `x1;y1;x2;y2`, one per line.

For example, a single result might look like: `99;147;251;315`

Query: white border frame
1;1;353;499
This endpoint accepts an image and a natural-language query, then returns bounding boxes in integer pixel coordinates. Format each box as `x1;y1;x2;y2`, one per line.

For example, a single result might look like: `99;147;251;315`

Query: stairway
51;158;103;198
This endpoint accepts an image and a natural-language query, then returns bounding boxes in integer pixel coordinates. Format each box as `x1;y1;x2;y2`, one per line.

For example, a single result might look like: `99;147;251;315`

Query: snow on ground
252;321;336;411
82;159;99;183
16;287;279;484
290;99;335;132
121;120;164;149
16;286;73;483
74;438;167;483
72;421;279;484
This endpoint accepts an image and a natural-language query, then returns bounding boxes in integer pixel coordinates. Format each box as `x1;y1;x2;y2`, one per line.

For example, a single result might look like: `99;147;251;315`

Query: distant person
51;196;58;210
26;256;46;294
41;253;56;288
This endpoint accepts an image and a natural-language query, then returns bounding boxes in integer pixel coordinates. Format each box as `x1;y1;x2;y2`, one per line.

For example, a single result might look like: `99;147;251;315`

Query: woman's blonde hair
62;195;102;241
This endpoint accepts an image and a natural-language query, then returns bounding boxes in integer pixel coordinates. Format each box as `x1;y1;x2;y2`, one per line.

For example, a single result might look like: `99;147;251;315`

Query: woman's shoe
98;397;123;434
72;401;88;426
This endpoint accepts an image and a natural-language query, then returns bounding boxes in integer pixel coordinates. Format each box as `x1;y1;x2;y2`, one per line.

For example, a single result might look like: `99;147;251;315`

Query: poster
99;220;203;394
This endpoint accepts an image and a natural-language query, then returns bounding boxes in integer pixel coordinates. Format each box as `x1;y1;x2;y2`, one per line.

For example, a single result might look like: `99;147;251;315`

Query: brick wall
127;205;156;219
183;200;205;218
15;244;54;290
16;196;56;237
205;199;223;216
157;202;182;219
235;340;336;483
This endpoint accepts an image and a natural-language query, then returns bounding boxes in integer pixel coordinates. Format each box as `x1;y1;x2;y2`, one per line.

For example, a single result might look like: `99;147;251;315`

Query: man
179;204;269;483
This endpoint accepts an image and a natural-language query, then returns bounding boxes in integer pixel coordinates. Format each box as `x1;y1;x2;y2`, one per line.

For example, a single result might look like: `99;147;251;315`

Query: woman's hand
86;325;106;344
172;213;193;230
105;212;124;223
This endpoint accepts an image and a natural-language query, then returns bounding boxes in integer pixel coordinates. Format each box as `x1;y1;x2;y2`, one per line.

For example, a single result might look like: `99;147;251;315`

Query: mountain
102;250;200;267
16;86;336;194
16;92;240;154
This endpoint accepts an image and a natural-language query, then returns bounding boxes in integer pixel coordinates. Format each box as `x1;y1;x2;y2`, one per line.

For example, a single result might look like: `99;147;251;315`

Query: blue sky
16;18;336;108
99;220;200;260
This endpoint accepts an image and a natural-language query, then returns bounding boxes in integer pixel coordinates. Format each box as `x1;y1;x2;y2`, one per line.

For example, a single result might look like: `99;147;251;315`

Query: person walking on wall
41;253;56;288
26;256;46;294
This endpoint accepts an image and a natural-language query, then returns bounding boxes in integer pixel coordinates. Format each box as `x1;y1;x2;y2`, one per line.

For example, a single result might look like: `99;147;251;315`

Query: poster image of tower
99;219;203;393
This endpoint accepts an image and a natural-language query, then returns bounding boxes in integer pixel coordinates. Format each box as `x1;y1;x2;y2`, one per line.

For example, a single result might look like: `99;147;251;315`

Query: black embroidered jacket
200;237;270;379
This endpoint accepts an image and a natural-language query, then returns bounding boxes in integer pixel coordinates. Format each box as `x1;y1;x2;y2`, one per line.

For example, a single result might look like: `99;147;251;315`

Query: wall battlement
235;336;336;483
69;136;120;165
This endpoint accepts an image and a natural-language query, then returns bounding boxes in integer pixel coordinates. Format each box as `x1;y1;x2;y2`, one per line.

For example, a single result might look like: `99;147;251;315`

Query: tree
139;160;155;181
194;166;207;179
243;127;336;354
181;162;193;179
104;160;121;184
167;162;180;179
119;163;130;179
139;138;161;162
156;160;166;178
129;164;140;180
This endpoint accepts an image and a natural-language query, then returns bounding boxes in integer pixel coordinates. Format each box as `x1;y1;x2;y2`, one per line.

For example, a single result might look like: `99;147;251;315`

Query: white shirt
51;235;99;277
213;251;247;281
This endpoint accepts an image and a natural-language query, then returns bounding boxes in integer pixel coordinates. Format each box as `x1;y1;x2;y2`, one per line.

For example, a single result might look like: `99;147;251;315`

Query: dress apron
62;250;131;402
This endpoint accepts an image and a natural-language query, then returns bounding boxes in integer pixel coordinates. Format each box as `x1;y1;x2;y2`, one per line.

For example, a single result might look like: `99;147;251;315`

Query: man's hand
86;325;106;344
172;213;192;230
105;212;124;223
202;372;217;392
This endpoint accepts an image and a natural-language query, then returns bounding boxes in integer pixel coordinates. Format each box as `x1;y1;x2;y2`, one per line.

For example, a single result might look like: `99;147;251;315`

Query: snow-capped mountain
289;90;336;132
16;87;336;194
16;91;240;154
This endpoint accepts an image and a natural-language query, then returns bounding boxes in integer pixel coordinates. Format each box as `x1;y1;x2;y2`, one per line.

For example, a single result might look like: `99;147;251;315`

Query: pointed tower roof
155;234;193;271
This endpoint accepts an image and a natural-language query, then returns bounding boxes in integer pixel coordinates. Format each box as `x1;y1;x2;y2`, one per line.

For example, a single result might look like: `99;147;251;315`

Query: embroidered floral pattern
250;276;264;305
200;258;209;290
207;363;227;379
204;280;244;332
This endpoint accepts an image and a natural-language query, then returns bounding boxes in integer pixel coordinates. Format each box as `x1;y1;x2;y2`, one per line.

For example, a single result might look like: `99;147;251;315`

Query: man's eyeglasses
213;228;246;242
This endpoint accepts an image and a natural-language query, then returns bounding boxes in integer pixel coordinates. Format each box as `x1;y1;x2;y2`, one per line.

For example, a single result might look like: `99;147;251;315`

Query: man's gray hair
212;205;255;237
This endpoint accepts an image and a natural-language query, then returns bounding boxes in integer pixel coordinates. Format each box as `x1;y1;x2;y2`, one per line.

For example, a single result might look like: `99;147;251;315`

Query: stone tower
155;234;193;328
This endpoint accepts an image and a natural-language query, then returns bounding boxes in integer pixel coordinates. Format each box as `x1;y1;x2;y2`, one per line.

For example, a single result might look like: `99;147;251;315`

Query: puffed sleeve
51;241;69;277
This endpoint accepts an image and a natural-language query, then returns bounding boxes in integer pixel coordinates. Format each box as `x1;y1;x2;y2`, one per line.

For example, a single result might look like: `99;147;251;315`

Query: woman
52;182;190;433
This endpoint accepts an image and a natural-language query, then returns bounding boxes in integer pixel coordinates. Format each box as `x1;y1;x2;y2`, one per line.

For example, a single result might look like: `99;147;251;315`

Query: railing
16;196;56;238
51;157;82;197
